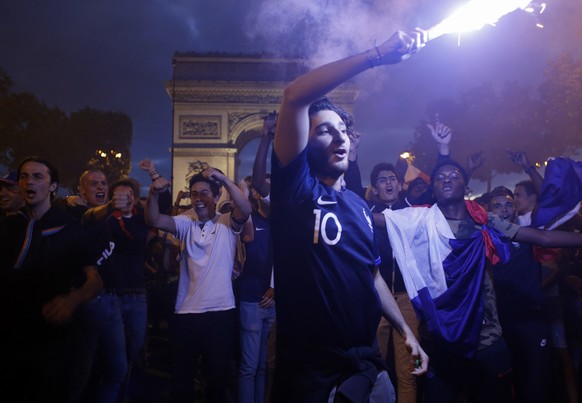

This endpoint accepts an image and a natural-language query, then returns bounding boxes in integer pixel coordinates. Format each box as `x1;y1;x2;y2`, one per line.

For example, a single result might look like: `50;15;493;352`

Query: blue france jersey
236;211;273;303
271;149;381;359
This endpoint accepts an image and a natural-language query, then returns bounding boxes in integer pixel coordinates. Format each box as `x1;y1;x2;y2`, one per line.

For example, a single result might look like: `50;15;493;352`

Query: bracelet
374;45;384;60
149;170;161;181
366;49;377;69
366;44;384;69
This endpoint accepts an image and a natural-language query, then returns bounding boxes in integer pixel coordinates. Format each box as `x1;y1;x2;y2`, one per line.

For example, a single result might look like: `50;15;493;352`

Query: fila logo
317;196;337;206
96;241;116;266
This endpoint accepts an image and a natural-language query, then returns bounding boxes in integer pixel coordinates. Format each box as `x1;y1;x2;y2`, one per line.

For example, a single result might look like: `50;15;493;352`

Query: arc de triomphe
164;52;358;200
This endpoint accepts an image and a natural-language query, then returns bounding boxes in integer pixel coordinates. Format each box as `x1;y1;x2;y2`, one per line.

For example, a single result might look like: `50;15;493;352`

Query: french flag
532;157;582;230
382;202;509;358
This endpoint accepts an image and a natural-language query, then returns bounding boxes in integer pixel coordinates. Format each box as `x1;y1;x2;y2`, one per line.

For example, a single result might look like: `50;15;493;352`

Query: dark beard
307;146;345;179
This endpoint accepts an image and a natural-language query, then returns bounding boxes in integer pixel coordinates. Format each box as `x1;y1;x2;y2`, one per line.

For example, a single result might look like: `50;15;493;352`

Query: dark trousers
421;337;514;403
169;309;236;403
1;331;75;403
501;316;551;403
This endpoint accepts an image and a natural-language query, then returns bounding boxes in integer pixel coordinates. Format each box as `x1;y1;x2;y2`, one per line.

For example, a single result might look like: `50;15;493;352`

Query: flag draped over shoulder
383;201;509;358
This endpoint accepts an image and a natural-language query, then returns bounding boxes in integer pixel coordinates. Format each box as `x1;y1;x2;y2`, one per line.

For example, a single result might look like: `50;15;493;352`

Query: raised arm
202;168;252;232
506;150;543;194
145;176;176;234
274;30;426;166
251;112;276;198
83;187;132;224
466;151;484;180
427;117;452;158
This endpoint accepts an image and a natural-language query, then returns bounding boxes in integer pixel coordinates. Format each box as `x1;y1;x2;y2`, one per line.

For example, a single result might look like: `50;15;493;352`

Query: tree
407;81;546;191
0;69;133;192
539;52;582;157
408;53;582;193
0;68;13;96
0;91;69;173
69;108;132;189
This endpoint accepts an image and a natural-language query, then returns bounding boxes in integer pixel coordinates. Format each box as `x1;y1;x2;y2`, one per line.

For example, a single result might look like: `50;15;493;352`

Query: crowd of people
1;29;582;403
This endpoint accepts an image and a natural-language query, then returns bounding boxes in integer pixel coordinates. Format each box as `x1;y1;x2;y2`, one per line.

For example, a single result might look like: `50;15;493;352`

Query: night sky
2;1;581;194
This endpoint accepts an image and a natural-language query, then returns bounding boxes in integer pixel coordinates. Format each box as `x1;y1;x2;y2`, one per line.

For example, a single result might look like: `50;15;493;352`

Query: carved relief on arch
229;111;270;149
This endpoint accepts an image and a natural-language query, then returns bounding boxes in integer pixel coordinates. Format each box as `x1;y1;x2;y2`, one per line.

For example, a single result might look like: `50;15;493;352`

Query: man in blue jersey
270;30;428;403
236;113;276;403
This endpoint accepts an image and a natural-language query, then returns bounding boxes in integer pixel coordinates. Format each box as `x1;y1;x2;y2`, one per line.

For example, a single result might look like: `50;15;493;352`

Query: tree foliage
407;52;582;191
539;53;582;156
0;68;132;192
69;108;132;188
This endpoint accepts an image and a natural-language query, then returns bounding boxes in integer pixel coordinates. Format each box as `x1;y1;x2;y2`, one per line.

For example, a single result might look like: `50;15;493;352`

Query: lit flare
427;0;543;41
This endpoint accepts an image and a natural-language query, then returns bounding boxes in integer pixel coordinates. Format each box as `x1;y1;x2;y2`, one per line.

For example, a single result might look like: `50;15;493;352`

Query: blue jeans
71;292;127;403
119;292;148;364
239;301;276;403
118;292;148;402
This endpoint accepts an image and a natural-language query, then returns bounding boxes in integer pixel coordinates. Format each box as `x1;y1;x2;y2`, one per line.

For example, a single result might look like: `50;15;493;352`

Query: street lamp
400;151;415;164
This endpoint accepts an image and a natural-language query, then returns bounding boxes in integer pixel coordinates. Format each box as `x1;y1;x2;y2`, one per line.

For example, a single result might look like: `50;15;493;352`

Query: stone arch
165;53;358;201
230;111;270;149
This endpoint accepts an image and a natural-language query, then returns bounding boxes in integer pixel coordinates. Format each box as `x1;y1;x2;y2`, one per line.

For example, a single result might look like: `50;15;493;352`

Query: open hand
467;151;484;172
506;150;531;169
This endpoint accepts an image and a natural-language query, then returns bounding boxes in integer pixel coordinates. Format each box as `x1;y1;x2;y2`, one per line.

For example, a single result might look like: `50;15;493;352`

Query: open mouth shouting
332;147;347;160
441;184;453;193
24;188;37;200
95;192;106;203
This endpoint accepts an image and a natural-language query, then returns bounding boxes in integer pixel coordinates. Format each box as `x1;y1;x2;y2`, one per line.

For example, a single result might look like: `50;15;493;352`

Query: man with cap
0;171;24;221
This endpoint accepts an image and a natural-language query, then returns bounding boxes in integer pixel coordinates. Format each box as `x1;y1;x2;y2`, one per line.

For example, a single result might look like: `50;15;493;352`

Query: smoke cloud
243;0;426;67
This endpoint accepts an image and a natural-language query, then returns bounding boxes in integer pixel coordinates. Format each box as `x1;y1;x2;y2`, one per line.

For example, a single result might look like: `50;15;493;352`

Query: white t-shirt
173;212;238;313
517;210;532;226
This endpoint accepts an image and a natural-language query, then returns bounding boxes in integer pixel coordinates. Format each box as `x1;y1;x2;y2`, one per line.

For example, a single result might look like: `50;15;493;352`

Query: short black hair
474;192;491;207
308;97;353;129
430;159;468;184
370;162;398;187
515;180;537;197
189;172;221;196
489;186;514;200
109;179;138;198
18;156;59;185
